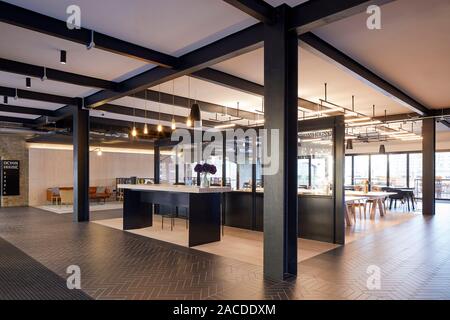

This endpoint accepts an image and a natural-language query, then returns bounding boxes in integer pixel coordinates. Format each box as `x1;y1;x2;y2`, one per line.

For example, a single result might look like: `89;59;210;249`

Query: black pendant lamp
379;144;386;154
187;103;201;127
346;139;353;150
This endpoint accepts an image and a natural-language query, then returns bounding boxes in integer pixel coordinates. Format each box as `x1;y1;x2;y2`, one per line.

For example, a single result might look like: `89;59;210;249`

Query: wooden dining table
345;191;398;221
345;196;367;226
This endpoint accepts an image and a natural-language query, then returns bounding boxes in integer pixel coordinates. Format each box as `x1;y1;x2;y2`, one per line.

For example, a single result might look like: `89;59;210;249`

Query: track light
3;96;7;104
87;30;95;50
143;123;149;135
41;67;47;81
60;50;67;64
26;77;31;88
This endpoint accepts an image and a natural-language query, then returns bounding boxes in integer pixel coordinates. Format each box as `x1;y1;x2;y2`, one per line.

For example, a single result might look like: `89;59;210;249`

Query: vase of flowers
194;163;217;188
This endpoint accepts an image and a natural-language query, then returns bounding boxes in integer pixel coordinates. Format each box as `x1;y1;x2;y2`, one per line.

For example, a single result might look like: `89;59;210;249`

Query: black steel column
73;105;89;222
422;118;436;215
263;4;298;281
334;116;345;244
154;143;160;184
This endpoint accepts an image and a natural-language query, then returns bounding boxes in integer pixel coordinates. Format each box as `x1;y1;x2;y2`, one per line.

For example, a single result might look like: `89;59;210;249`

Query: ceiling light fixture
60;50;67;64
186;76;201;127
96;148;102;156
143;90;149;135
14;88;18;100
157;85;163;132
41;67;47;81
3;96;8;104
214;123;236;129
131;97;137;137
87;30;95;50
345;117;372;123
346;139;354;150
26;77;31;88
171;80;176;130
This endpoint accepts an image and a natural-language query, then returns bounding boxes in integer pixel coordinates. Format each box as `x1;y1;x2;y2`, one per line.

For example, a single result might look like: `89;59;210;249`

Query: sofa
47;187;112;204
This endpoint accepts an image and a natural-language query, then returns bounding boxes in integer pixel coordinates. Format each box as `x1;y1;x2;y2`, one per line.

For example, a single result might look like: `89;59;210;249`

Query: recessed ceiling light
60;50;67;64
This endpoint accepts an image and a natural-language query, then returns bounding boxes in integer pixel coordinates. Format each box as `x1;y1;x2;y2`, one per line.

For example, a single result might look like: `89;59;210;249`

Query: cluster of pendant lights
2;49;67;104
130;77;202;138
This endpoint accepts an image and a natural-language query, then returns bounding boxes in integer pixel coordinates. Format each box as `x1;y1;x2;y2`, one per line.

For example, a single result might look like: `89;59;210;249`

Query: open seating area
47;187;112;205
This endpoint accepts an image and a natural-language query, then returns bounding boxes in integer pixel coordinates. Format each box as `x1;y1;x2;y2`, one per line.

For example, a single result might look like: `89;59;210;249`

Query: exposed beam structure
95;103;218;128
0;103;55;117
0;115;36;124
299;32;430;116
0;1;178;67
223;0;275;24
289;0;396;34
0;58;117;90
84;23;264;108
0;85;78;105
193;68;320;111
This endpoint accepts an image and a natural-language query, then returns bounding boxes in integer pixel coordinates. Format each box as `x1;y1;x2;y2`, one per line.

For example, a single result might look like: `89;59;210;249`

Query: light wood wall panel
29;148;154;206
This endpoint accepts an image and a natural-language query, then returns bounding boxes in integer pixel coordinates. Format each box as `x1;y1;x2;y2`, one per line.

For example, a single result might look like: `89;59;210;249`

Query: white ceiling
213;47;409;117
0;0;448;131
314;0;450;109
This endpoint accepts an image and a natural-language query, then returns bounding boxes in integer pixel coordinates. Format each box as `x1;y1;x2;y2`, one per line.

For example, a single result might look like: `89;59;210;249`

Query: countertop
117;184;232;194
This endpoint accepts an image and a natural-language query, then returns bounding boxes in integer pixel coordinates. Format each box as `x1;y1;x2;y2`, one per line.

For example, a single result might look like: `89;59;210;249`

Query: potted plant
194;163;217;188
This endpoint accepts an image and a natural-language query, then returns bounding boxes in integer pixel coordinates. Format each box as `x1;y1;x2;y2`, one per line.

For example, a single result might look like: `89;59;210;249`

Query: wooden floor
1;202;449;300
93;208;418;265
94;216;340;265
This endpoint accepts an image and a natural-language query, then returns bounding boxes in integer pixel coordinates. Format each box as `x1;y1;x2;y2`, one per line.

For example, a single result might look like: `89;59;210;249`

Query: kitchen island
118;184;231;247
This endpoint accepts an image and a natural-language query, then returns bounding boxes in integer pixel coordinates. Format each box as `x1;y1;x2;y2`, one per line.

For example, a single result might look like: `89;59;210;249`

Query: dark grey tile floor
1;203;450;300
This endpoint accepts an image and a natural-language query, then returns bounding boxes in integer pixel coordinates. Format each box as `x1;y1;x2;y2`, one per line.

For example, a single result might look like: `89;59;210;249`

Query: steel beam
0;103;55;117
0;58;116;90
223;0;275;23
299;32;430;116
0;86;77;105
289;0;396;34
0;1;178;67
84;23;264;108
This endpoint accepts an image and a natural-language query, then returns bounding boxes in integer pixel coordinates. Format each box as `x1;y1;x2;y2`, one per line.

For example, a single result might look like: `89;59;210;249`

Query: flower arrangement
194;163;217;175
194;163;217;187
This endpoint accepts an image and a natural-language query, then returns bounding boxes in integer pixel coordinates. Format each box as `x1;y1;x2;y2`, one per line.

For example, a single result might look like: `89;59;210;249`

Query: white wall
29;148;154;206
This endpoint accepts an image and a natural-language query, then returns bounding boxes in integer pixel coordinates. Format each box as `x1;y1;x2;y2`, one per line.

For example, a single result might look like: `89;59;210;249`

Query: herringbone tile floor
1;203;449;300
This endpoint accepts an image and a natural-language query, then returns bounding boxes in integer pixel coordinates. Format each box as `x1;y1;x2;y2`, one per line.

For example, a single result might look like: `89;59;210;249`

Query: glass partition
298;129;334;195
436;152;450;199
159;146;176;184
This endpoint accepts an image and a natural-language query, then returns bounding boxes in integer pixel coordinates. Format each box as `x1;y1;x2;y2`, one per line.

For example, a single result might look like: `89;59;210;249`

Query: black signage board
1;160;20;196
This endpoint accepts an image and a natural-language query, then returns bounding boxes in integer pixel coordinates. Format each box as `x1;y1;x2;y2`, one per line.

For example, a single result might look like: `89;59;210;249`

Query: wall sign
1;160;20;196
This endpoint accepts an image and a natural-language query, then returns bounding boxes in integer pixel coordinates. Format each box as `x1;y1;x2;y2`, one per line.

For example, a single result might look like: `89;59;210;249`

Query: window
436;152;450;199
371;154;387;187
345;156;353;186
389;154;407;188
354;155;369;185
409;153;422;197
